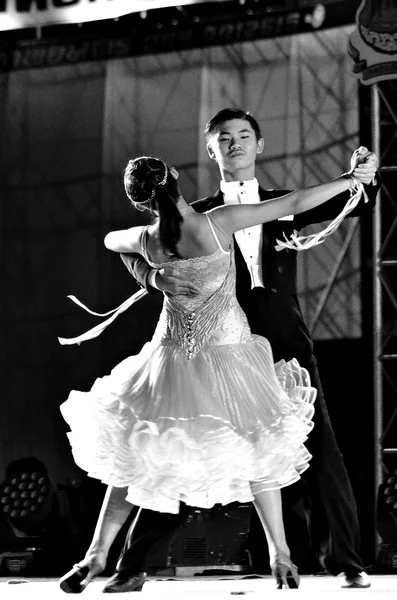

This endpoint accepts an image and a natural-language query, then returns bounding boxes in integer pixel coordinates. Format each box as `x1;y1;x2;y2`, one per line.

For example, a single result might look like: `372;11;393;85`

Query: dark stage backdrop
0;64;163;485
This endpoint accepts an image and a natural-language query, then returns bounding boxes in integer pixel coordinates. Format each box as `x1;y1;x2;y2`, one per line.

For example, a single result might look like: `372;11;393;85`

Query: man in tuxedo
100;108;378;593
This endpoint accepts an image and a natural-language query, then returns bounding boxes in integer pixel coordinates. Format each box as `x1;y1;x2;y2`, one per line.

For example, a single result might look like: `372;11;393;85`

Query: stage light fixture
376;470;397;573
0;459;53;535
0;458;55;576
383;472;397;512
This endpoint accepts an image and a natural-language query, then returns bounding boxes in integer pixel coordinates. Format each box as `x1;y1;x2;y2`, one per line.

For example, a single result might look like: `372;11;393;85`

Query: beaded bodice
142;228;252;360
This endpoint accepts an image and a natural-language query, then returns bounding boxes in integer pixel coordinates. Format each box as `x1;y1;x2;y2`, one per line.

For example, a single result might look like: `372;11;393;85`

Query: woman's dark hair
123;156;182;257
204;108;263;143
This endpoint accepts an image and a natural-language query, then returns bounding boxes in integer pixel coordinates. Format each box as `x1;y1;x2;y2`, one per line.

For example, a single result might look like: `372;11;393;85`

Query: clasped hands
349;146;378;186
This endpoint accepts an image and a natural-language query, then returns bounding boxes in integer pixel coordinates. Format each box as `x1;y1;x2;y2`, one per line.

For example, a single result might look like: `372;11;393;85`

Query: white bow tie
220;178;259;203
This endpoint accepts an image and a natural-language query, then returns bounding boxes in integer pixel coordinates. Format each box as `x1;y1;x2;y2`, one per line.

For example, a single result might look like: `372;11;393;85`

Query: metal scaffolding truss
371;81;397;518
281;28;361;340
103;26;360;340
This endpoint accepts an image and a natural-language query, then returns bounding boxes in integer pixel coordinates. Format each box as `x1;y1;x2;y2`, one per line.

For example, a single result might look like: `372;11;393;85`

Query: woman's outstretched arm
211;172;364;236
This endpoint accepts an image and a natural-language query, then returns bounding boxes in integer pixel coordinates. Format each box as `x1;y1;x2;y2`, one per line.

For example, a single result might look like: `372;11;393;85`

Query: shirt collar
220;178;259;195
220;178;260;204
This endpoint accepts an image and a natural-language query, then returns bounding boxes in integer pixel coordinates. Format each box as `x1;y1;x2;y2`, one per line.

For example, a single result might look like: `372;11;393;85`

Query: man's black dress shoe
102;571;146;593
342;571;371;588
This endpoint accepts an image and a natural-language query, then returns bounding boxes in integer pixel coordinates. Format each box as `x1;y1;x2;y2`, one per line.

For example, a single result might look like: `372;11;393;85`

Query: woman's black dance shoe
271;552;300;589
59;565;90;594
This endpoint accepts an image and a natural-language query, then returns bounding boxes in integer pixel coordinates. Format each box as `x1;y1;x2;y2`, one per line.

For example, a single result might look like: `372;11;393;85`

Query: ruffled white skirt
60;335;316;513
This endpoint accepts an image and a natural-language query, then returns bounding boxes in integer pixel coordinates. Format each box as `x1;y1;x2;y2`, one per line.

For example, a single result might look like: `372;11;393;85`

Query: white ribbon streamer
275;180;365;252
58;288;148;346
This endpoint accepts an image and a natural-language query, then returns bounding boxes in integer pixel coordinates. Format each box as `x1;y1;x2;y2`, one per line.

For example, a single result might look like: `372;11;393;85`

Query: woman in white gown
60;156;366;591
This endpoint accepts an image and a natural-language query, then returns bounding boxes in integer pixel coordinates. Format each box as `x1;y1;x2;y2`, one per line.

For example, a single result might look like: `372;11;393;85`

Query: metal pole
371;82;382;555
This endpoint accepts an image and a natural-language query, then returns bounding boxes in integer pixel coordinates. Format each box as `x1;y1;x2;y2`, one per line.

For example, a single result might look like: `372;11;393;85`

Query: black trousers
116;289;364;576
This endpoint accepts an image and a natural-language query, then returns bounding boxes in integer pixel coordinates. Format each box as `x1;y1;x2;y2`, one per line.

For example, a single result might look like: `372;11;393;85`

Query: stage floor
0;574;396;598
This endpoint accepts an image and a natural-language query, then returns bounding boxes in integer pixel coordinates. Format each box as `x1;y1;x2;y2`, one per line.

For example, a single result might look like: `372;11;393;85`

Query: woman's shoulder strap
140;225;151;262
205;212;229;253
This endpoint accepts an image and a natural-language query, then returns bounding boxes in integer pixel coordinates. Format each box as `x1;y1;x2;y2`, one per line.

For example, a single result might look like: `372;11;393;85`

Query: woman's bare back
145;209;229;264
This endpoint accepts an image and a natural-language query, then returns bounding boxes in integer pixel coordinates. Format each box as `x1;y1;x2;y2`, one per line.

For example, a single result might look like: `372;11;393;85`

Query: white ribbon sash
58;289;148;346
275;181;365;252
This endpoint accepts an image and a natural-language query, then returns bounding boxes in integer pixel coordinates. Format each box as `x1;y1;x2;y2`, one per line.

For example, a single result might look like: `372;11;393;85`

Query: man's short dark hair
205;108;263;143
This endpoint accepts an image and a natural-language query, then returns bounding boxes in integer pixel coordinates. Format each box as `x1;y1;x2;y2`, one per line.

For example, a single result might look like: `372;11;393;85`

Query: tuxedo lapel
258;186;294;253
258;188;283;284
204;190;224;209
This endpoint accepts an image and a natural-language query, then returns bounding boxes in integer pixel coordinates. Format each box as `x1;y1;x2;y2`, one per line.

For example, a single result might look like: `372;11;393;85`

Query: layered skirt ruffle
60;335;316;513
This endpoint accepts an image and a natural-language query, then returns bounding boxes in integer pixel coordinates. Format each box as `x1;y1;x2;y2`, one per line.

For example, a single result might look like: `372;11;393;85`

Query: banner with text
0;2;359;72
0;0;233;32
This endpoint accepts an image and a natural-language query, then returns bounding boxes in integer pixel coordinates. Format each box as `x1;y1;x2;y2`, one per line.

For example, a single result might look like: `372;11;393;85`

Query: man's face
206;118;264;178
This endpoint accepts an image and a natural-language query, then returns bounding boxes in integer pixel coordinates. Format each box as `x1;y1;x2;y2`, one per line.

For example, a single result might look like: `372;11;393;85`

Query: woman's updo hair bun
124;156;168;212
123;155;183;258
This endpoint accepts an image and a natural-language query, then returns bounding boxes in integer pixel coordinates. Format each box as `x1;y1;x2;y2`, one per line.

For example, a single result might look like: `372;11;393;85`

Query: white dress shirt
148;178;294;290
220;178;265;289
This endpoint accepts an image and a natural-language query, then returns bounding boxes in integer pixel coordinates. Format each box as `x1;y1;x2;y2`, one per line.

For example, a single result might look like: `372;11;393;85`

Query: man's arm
293;149;379;228
120;253;201;296
118;195;216;296
293;178;379;229
120;253;157;294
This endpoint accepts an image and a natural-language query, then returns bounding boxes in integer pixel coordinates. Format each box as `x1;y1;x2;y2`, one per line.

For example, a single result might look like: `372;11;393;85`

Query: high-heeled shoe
59;564;90;594
270;552;300;589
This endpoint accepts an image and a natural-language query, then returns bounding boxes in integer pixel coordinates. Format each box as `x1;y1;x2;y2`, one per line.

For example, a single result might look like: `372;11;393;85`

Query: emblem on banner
349;0;397;84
